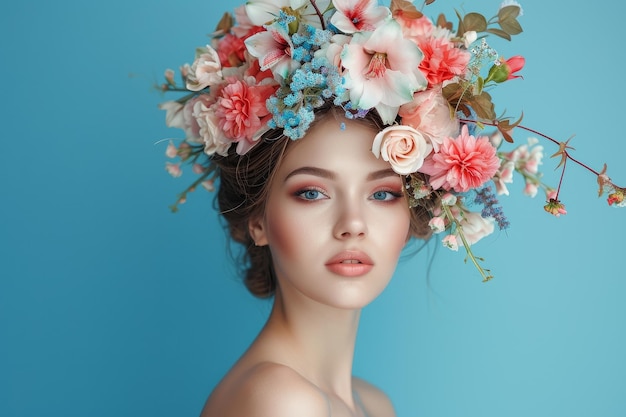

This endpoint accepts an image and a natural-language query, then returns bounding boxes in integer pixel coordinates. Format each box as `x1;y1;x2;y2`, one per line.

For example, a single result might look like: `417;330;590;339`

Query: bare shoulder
352;376;396;417
202;362;329;417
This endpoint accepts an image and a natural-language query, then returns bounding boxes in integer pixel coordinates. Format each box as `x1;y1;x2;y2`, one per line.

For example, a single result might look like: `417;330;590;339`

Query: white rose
372;125;433;175
186;45;223;91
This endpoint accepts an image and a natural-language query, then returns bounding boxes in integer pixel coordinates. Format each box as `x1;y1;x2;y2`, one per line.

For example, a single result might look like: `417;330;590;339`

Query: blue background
2;1;625;416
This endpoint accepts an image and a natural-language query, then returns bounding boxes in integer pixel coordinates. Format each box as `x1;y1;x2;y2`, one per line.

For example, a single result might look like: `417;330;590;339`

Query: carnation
419;125;501;193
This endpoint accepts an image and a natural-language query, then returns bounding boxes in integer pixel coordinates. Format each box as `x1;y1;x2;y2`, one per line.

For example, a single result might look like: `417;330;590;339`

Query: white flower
459;212;495;245
192;100;231;157
463;30;477;47
500;0;523;16
186;46;223;91
372;125;433;175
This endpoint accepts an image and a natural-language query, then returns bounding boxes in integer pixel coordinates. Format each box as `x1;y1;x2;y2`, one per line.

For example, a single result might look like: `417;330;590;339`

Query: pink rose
399;87;459;151
372;125;433;175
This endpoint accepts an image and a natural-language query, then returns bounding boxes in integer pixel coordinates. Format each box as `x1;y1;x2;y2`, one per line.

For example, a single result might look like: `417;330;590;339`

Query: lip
325;250;374;277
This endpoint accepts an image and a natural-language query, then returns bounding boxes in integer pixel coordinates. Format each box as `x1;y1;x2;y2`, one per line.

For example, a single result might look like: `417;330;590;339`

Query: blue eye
371;190;401;201
296;189;326;201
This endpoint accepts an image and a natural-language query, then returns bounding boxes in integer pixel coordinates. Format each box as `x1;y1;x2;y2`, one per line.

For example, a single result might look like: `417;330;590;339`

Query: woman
199;106;426;416
157;0;624;416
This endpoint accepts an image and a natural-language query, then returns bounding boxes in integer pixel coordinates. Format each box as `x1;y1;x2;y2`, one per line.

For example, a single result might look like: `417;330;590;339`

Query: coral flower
330;0;390;33
217;34;247;67
419;125;501;193
215;77;275;154
417;36;471;86
341;19;427;123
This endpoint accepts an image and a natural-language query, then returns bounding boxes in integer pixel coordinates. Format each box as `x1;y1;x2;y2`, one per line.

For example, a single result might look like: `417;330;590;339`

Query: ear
248;216;269;247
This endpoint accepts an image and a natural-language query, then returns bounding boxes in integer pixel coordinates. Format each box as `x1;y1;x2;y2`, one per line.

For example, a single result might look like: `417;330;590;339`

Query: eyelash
294;188;403;202
294;188;328;201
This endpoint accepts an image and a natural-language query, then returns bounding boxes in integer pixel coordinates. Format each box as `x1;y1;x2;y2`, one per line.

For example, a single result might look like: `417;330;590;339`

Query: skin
200;116;411;417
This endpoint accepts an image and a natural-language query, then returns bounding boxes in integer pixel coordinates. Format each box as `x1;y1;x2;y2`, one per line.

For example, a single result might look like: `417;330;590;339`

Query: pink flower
341;19;427;123
485;55;525;83
372;125;433;175
165;141;178;158
494;160;514;195
217;34;247;67
330;0;390;33
419;125;501;193
201;180;215;192
215;77;275;154
503;56;525;80
394;13;433;44
544;198;567;217
417;36;470;86
186;46;223;91
245;23;298;80
232;5;255;38
442;234;459;251
428;216;446;233
165;162;182;178
607;190;625;206
399;86;459;151
523;181;538;197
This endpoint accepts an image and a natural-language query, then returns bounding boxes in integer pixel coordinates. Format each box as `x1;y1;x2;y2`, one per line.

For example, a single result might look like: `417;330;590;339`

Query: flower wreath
157;0;624;281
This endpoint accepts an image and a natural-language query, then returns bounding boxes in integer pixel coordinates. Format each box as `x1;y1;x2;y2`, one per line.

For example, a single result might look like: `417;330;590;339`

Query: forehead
275;116;392;178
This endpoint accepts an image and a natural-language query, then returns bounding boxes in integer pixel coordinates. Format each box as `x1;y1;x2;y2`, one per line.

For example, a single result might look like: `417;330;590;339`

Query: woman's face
250;116;412;310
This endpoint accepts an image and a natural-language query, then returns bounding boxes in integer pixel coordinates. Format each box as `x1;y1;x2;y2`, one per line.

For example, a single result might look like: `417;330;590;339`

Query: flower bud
485;56;525;83
543;198;567;217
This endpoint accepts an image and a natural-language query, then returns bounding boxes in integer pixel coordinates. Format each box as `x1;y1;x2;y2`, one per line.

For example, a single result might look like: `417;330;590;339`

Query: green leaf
498;5;521;20
463;12;487;32
475;76;484;95
499;17;523;35
486;27;511;41
468;91;496;120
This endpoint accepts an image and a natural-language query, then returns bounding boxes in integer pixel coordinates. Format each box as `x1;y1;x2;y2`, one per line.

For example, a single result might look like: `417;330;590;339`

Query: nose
333;200;368;240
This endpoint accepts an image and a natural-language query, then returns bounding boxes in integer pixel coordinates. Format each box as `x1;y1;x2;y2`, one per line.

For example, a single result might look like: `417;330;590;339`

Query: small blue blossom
474;186;510;229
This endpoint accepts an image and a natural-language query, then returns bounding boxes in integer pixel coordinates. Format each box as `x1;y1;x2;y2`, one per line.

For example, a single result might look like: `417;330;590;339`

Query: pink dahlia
215;77;275;154
217;34;247;67
418;37;470;86
419;125;500;193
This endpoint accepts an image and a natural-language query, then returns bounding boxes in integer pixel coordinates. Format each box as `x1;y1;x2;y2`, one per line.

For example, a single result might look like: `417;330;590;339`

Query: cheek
264;203;311;260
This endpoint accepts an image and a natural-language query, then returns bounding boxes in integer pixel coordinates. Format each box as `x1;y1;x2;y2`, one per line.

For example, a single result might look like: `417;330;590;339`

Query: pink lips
325;250;374;277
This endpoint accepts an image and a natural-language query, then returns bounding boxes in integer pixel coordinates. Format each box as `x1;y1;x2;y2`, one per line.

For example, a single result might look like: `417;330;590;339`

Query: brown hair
212;106;434;298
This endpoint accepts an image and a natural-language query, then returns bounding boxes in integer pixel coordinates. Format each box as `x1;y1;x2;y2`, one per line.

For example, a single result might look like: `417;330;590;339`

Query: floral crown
157;0;624;281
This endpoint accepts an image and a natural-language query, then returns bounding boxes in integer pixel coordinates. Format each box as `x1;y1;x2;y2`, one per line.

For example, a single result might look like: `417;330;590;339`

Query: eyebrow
284;166;399;182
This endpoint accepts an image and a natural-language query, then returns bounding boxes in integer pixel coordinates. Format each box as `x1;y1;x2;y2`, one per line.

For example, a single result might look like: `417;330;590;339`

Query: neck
258;288;361;399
